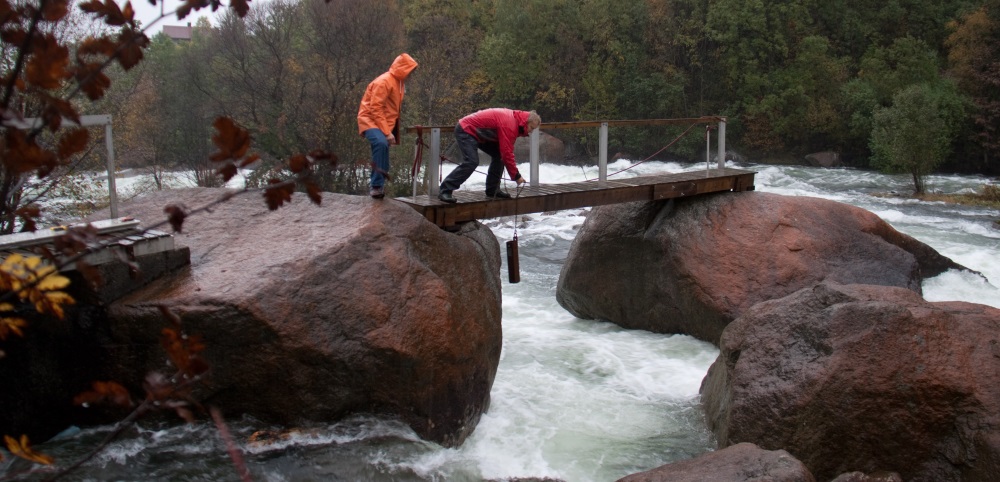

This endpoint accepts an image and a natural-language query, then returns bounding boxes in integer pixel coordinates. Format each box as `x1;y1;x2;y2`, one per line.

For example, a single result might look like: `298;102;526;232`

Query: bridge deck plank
395;167;756;228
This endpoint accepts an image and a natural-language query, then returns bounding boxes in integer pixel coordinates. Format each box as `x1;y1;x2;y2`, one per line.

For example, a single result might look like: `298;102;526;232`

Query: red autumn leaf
74;259;102;289
231;0;249;17
41;0;70;21
25;35;70;90
74;380;133;408
117;29;149;70
288;154;307;173
143;371;173;401
309;150;338;167
174;405;195;423
216;163;237;182
78;0;127;25
58;128;89;160
39;93;81;130
77;36;117;58
1;28;26;46
0;0;16;22
238;153;260;168
160;325;207;377
120;0;134;21
4;129;57;175
163;204;187;232
263;180;293;210
15;206;39;233
74;62;111;100
305;180;322;205
210;117;251;162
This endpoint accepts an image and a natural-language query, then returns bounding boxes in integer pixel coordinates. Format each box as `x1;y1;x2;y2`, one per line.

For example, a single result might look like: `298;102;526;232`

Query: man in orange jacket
357;53;418;199
438;108;540;203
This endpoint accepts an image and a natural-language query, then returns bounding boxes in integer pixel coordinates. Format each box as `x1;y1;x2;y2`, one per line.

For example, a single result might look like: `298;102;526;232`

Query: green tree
946;1;1000;173
478;0;585;119
870;82;966;193
144;26;218;187
841;36;943;164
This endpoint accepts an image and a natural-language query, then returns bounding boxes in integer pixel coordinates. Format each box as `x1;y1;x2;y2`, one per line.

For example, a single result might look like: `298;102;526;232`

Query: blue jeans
440;125;505;194
363;128;390;188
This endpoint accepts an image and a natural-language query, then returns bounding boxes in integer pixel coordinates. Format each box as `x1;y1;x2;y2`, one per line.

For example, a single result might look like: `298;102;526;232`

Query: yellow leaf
22;256;41;272
0;302;14;312
33;291;75;320
4;434;54;465
2;254;25;270
36;273;70;291
0;317;27;339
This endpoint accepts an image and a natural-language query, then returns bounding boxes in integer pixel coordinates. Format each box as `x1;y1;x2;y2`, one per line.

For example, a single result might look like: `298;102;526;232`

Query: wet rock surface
557;191;968;345
700;281;1000;481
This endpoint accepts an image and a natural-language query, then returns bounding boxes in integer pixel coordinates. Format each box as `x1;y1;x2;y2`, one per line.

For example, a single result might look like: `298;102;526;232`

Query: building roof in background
162;25;192;40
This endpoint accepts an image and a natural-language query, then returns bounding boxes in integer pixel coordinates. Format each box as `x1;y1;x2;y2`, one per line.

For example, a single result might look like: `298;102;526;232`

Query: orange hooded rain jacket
357;53;418;141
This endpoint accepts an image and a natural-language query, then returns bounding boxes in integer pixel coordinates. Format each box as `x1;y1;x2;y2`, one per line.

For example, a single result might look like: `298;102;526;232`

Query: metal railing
404;116;727;197
4;114;119;217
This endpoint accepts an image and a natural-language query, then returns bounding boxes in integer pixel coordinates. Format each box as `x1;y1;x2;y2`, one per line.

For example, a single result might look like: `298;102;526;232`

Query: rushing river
3;161;998;481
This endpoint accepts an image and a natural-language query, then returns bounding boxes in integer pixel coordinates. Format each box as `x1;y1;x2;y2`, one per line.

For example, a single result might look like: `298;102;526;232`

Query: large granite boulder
616;442;814;482
556;192;968;345
81;188;501;447
700;281;1000;481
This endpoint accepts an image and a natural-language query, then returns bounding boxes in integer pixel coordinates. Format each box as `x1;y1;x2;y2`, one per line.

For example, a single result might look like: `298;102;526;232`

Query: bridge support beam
717;119;726;169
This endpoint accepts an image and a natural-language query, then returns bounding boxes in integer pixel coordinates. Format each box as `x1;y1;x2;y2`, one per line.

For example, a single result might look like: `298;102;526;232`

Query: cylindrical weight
506;239;520;284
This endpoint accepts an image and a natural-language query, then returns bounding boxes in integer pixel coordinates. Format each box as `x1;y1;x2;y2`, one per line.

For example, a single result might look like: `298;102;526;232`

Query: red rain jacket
459;108;531;181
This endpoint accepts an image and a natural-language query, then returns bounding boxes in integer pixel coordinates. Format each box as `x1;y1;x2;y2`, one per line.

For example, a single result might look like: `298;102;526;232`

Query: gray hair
527;110;541;128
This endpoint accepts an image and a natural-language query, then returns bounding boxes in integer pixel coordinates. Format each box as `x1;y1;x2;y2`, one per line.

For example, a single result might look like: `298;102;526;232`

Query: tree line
80;0;1000;198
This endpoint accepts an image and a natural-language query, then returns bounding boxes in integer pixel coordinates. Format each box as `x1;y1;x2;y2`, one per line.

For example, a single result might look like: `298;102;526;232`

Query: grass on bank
914;183;1000;209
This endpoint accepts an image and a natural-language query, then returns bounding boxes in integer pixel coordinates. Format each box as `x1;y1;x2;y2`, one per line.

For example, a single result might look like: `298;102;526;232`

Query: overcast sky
130;0;220;35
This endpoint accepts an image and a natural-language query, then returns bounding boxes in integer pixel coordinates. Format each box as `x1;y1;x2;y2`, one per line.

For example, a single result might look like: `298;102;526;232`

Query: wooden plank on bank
395;168;757;229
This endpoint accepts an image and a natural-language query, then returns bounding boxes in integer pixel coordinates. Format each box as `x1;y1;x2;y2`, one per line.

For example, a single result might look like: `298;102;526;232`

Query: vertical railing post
529;127;540;187
104;122;118;218
429;128;440;196
705;125;711;175
599;122;608;182
717;118;726;170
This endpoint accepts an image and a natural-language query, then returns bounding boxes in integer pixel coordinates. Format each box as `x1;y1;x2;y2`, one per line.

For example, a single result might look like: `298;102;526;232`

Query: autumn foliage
0;0;335;476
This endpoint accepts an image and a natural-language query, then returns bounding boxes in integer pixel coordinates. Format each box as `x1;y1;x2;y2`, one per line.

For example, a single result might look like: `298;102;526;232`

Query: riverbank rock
616;442;814;482
89;188;501;447
700;281;1000;481
805;151;843;168
556;191;969;345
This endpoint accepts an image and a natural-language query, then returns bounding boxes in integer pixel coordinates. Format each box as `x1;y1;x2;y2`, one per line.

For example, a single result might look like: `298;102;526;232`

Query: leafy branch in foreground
0;0;336;477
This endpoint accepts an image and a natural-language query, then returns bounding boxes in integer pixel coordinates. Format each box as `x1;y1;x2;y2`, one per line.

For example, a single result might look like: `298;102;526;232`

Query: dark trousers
440;124;505;194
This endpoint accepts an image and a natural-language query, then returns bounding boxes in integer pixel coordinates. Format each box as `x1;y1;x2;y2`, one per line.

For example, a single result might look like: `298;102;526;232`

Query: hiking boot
486;189;511;199
438;191;457;203
369;186;385;199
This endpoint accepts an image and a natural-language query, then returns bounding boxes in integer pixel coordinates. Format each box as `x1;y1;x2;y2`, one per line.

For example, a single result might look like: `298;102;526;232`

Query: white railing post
530;127;540;187
717;118;726;170
599;122;608;182
429;128;440;196
5;115;118;218
104;122;118;218
705;125;711;175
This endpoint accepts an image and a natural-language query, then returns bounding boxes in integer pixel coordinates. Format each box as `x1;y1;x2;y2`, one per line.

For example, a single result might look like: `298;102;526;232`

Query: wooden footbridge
398;116;756;229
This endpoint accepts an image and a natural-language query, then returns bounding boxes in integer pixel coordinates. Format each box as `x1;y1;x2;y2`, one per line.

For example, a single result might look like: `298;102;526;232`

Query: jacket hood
389;53;418;80
514;110;530;130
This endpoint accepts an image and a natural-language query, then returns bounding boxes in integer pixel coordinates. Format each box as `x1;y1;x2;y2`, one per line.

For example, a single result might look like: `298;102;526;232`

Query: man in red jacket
438;108;541;203
358;53;418;199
